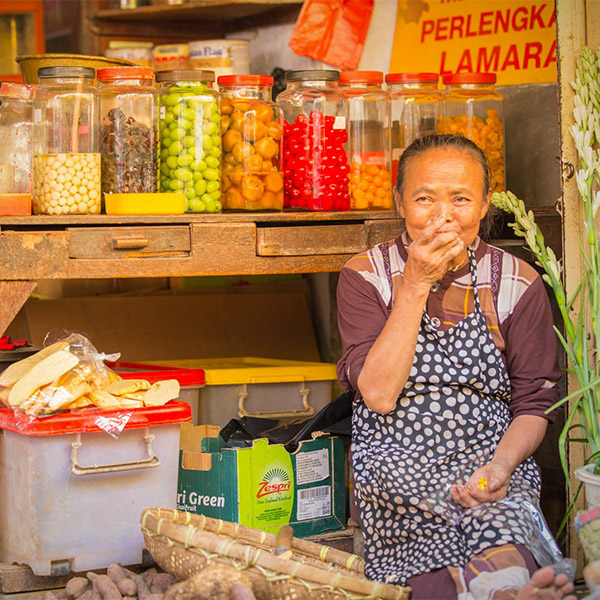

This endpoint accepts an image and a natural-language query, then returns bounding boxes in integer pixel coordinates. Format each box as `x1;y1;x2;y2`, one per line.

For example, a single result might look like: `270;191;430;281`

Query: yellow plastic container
144;357;338;425
104;192;186;215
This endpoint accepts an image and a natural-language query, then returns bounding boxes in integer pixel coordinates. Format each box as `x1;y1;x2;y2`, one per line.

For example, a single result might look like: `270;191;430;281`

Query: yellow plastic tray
143;357;338;385
104;192;185;215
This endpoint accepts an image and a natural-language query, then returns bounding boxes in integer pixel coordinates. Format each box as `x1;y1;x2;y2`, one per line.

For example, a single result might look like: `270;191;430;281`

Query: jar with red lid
340;71;392;211
277;70;350;211
98;66;159;195
218;75;283;211
386;73;443;182
442;72;505;192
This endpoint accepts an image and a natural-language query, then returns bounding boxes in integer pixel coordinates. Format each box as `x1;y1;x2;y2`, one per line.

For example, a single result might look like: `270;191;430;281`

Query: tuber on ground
107;565;128;585
149;574;175;595
87;573;122;600
116;579;137;597
229;583;257;600
164;565;252;600
66;577;89;599
141;569;157;584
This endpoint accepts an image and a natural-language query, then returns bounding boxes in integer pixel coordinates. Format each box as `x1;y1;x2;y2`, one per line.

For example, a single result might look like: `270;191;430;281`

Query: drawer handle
113;236;149;250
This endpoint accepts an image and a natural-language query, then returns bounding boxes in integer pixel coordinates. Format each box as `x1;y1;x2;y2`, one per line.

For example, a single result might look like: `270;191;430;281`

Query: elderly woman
337;134;574;600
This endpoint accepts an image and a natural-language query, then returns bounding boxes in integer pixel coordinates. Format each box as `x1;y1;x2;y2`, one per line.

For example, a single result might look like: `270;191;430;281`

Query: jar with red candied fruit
340;71;392;210
277;70;350;211
218;75;284;211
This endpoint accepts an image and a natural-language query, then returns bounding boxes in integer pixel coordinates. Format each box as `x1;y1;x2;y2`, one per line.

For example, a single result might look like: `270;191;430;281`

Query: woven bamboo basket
141;508;410;600
577;514;600;562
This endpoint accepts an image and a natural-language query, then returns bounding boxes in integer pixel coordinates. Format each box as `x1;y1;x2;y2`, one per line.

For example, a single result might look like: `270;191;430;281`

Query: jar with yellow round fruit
339;71;392;211
441;72;505;192
156;69;221;213
218;75;283;211
32;66;101;215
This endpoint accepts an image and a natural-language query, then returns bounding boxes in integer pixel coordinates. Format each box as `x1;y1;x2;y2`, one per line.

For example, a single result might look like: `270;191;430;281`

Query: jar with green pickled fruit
156;69;221;213
217;75;284;211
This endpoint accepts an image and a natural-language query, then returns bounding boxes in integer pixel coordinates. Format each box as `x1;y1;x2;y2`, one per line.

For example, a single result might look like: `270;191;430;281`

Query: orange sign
390;0;557;85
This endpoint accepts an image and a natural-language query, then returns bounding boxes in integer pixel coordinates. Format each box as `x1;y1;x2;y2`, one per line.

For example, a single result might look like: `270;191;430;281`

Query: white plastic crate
0;402;190;576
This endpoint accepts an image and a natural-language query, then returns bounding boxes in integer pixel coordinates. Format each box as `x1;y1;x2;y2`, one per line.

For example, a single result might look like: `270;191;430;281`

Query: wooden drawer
69;226;191;259
256;220;400;257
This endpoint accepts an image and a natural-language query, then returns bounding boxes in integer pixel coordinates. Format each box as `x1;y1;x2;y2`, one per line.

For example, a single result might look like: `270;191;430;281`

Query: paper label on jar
33;108;42;123
333;116;346;130
160;106;166;119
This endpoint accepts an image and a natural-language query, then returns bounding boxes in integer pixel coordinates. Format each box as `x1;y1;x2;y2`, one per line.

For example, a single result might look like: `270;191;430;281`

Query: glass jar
156;69;221;213
98;67;159;196
442;72;505;192
277;70;350;211
386;72;443;181
218;75;283;211
340;71;392;211
32;66;100;215
0;83;33;196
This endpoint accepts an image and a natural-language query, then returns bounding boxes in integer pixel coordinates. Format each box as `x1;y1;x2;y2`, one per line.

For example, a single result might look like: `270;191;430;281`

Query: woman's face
397;147;490;250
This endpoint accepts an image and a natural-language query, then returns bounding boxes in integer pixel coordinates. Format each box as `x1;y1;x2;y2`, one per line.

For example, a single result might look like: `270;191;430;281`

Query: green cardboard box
177;423;346;537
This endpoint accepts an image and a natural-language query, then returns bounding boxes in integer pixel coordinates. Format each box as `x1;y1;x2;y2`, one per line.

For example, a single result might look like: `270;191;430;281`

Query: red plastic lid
217;75;273;86
385;73;439;84
108;361;205;387
339;71;384;83
97;66;155;81
442;72;497;85
0;400;191;436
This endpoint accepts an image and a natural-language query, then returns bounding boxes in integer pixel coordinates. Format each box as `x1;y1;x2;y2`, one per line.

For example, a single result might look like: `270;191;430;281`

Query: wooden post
0;281;36;337
556;0;600;569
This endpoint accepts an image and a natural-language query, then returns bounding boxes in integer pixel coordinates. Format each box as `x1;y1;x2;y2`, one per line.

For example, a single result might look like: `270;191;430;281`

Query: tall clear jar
0;83;33;197
32;66;100;215
386;72;443;181
218;75;283;211
156;69;221;213
98;66;159;195
277;70;350;211
340;71;392;211
442;72;505;192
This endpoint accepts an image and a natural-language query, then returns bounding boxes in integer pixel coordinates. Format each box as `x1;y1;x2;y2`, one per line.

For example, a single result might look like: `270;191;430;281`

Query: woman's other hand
449;461;512;508
403;214;465;292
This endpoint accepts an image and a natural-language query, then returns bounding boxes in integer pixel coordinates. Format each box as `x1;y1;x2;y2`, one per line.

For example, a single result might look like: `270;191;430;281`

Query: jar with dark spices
97;67;159;195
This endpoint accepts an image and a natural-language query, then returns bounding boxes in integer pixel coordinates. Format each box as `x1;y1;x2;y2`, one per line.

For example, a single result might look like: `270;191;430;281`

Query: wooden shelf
92;0;302;23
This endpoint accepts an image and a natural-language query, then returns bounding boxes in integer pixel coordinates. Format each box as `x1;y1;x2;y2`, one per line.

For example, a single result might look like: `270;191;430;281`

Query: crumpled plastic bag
289;0;374;70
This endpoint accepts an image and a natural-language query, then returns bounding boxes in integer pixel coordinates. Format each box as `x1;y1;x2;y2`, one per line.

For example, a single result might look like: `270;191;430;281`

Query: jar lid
442;72;497;85
285;70;340;82
155;69;215;83
217;75;273;86
340;71;384;83
385;73;439;84
97;66;154;81
0;82;34;100
38;66;95;79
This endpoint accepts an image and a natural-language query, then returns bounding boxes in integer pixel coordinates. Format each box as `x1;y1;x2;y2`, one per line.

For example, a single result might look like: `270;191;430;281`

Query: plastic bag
94;411;132;439
419;453;573;578
288;0;374;70
0;329;120;418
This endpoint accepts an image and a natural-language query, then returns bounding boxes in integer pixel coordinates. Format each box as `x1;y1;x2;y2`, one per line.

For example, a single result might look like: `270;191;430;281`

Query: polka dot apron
352;245;542;585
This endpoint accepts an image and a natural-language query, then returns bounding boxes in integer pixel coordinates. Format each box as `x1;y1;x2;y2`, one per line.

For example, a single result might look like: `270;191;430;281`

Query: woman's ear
394;188;405;218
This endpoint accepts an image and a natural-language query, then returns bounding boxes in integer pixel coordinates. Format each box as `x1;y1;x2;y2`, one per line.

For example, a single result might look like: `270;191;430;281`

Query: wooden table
0;211;400;335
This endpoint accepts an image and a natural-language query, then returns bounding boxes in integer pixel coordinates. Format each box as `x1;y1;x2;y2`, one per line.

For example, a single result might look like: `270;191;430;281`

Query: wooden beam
0;281;36;337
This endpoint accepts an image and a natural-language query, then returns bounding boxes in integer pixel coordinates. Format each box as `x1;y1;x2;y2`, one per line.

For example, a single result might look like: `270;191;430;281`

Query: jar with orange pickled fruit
217;75;284;211
441;73;505;192
339;71;392;211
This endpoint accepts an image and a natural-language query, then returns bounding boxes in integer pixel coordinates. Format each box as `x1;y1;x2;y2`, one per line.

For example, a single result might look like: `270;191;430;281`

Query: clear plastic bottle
218;75;284;211
277;70;350;211
98;66;159;195
32;66;100;215
340;71;392;211
386;72;443;182
442;72;505;192
156;69;221;213
0;83;33;197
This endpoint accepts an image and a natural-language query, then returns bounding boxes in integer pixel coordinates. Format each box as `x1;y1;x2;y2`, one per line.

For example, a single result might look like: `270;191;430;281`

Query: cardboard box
177;423;346;537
